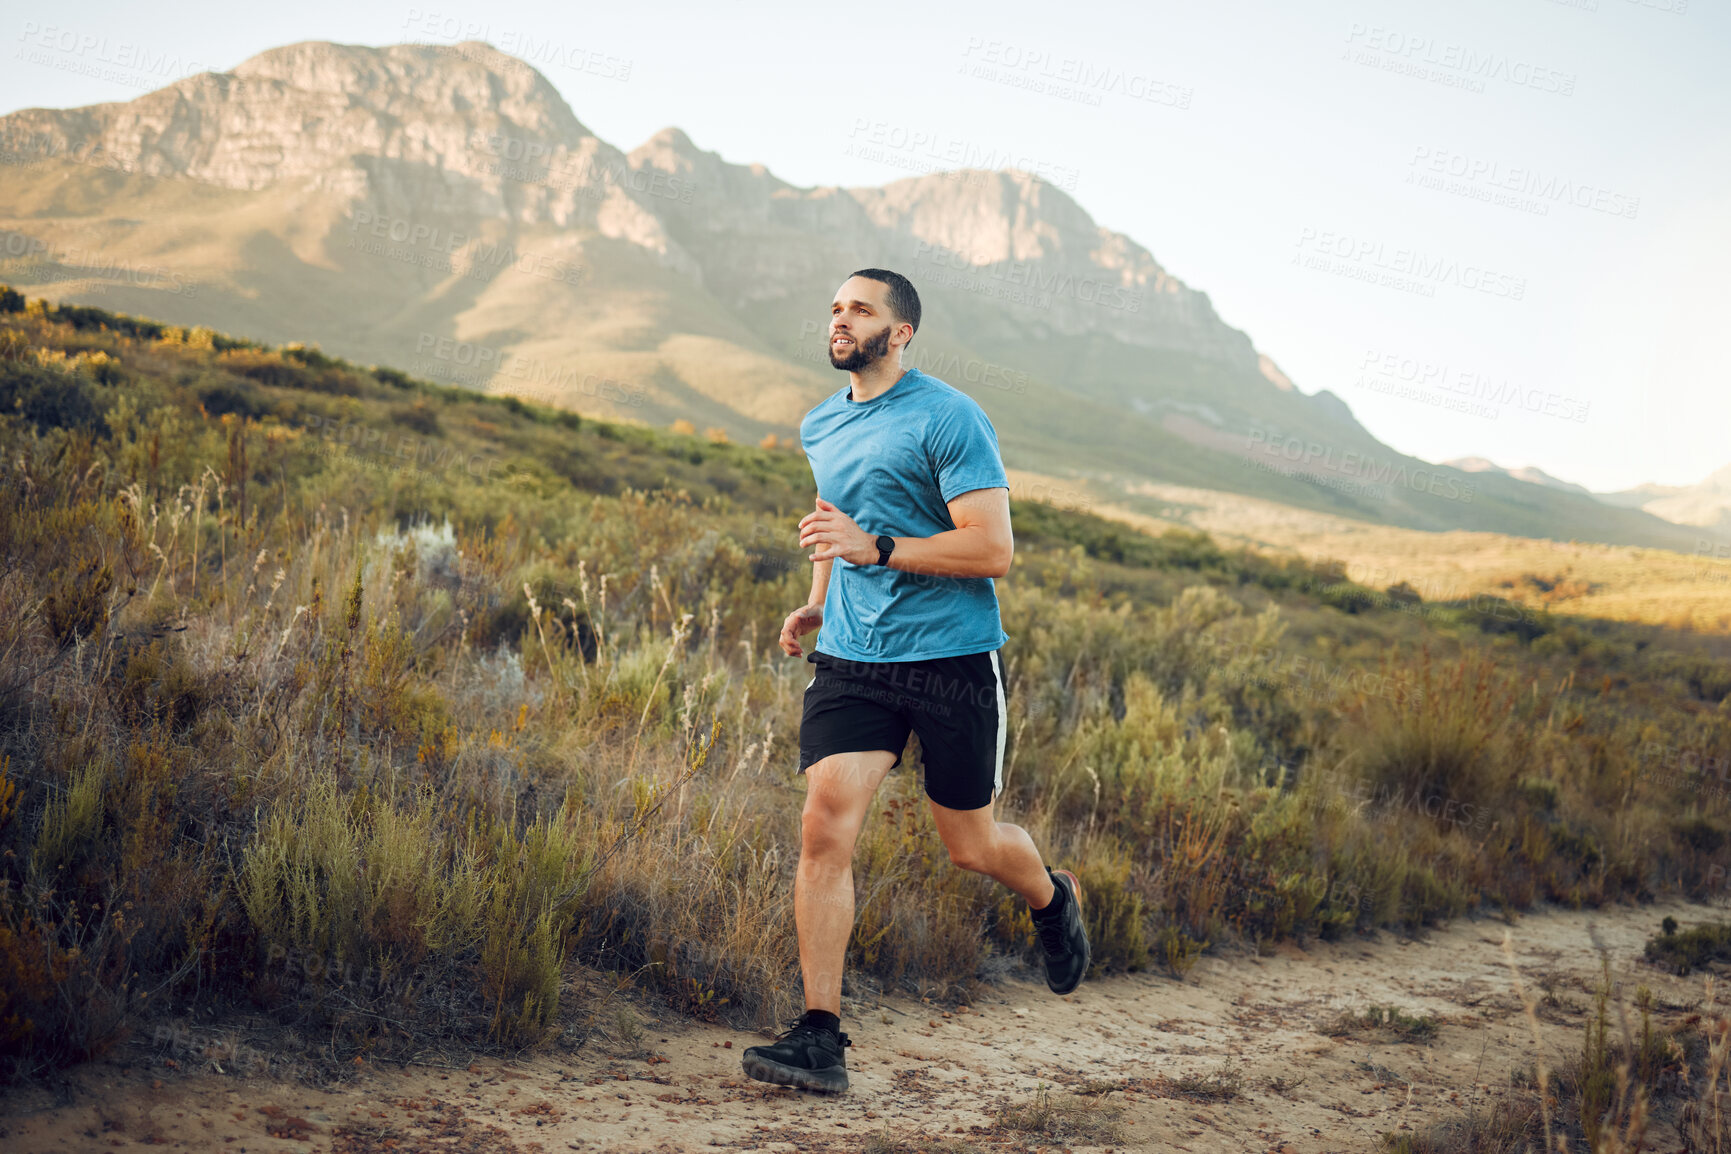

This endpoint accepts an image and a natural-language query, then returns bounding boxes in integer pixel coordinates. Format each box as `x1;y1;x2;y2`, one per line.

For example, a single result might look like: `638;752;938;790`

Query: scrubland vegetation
1384;924;1731;1154
1;288;1729;1101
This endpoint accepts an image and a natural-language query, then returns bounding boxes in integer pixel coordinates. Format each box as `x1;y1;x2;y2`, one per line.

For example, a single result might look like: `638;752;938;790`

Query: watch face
876;535;895;553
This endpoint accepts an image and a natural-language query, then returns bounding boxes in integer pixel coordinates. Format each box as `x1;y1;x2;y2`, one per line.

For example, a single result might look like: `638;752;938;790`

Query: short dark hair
848;268;921;342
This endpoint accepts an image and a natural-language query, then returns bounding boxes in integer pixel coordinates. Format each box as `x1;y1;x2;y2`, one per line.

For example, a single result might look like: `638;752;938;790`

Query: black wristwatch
874;534;895;566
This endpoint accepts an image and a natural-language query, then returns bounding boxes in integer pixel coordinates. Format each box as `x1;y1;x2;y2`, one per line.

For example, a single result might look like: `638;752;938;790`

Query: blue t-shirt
799;367;1010;662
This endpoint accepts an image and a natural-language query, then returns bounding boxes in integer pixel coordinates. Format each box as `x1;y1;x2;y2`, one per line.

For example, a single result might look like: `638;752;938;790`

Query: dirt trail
4;897;1725;1153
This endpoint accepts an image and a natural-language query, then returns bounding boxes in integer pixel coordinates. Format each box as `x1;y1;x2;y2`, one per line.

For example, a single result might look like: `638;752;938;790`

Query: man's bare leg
796;750;896;1013
927;796;1057;907
930;794;1090;993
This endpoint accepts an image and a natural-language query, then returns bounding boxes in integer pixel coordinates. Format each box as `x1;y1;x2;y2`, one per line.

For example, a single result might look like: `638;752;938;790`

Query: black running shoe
741;1014;852;1093
1036;867;1090;995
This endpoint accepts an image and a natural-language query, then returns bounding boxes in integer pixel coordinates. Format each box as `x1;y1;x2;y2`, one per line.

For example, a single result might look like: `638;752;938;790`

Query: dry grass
991;1083;1126;1144
1167;1058;1247;1100
1;293;1729;1088
1385;932;1731;1153
1320;1005;1442;1043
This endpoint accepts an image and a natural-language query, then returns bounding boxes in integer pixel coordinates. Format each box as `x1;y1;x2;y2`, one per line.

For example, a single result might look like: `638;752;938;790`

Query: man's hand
779;603;824;657
798;497;876;566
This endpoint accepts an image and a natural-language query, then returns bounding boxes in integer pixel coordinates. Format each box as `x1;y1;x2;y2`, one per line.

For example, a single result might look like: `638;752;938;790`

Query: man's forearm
798;489;1013;579
880;526;1011;579
808;558;832;606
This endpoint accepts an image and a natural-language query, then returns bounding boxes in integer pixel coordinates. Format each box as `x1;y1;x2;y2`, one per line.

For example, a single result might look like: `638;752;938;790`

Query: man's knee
800;794;855;861
944;835;993;875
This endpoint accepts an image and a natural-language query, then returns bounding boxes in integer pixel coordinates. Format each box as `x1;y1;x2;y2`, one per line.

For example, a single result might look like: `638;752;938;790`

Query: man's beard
829;325;891;371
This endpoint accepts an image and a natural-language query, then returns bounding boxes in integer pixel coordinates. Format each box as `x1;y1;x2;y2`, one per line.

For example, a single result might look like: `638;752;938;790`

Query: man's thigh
802;750;897;829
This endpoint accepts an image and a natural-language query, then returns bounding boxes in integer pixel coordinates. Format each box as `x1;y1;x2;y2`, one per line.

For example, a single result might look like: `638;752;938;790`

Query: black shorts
797;647;1007;811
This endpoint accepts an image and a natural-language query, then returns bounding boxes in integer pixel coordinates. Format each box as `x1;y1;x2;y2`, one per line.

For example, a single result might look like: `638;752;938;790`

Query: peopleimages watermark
1243;427;1479;504
1220;858;1377;915
811;652;999;714
1341;23;1577;97
507;374;650;413
1407;147;1639;221
1695;540;1731;585
1205;637;1427;707
1242;448;1391;503
261;941;422;1000
0;134;136;175
14;20;214;92
150;1022;289;1077
1291;564;1549;630
411;331;649;407
0;230;199;297
469;131;696;204
957;37;1193;111
1011;478;1094;516
400;9;632;81
1638;739;1731;802
843;119;1079;192
1535;0;1690;16
1352;368;1499;422
743;471;1093;582
346;209;585;286
1302;763;1491;833
302;412;525;486
911;238;1143;314
1354;347;1589;424
1293;227;1527;303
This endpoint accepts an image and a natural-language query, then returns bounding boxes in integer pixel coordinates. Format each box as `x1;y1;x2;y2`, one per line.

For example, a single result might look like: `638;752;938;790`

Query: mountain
1594;483;1688;510
1445;457;1594;495
0;39;1720;551
1596;464;1731;533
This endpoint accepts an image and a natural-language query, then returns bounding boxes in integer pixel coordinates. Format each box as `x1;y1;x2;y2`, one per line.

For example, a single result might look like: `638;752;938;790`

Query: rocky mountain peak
231;40;588;137
0;38;599;196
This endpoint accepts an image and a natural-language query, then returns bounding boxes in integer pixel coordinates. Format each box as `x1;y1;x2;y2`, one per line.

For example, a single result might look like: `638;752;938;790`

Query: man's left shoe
1036;867;1091;995
741;1014;852;1092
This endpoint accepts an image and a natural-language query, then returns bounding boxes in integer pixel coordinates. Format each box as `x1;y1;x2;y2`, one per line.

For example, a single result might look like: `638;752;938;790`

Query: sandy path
3;896;1723;1153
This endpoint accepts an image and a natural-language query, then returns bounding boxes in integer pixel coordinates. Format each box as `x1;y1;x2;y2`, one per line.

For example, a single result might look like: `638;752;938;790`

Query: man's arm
808;557;832;606
797;487;1013;579
779;549;831;658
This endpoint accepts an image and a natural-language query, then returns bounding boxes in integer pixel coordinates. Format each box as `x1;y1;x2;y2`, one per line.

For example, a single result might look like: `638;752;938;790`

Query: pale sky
4;0;1726;492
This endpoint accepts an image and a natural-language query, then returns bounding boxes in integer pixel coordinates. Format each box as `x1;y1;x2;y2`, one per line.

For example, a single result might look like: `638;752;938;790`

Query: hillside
0;38;1718;551
4;289;1731;1154
1004;468;1731;634
1598;463;1731;533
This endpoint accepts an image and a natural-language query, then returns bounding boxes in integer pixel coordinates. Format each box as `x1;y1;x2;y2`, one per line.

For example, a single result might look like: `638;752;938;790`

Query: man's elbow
986;540;1014;578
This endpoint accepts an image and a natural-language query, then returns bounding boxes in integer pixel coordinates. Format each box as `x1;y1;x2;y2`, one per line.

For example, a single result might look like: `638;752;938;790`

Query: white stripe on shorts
989;649;1007;798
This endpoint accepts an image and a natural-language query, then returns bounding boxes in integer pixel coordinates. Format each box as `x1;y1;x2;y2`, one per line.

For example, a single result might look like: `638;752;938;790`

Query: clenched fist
798;497;876;567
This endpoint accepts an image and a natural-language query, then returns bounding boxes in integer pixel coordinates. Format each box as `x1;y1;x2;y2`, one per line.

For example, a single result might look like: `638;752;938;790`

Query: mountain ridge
0;38;1720;551
1448;457;1731;534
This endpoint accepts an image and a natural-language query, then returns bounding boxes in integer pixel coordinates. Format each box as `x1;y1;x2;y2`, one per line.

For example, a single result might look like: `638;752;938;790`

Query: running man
741;269;1091;1094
